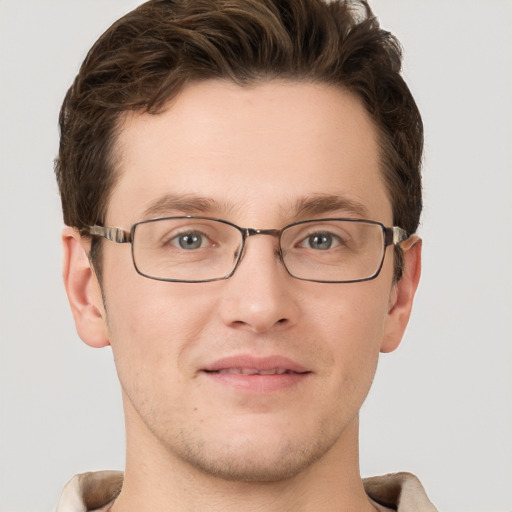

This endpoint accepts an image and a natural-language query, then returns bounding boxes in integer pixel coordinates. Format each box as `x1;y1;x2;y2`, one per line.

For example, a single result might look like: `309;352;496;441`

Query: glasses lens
280;220;385;282
132;218;243;282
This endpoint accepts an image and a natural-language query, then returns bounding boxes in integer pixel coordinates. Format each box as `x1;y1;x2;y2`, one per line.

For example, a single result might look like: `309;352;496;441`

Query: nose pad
233;243;244;263
237;239;283;264
219;236;299;333
230;231;283;277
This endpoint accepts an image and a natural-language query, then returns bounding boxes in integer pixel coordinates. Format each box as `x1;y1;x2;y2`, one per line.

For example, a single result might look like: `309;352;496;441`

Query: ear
380;236;422;353
62;227;110;348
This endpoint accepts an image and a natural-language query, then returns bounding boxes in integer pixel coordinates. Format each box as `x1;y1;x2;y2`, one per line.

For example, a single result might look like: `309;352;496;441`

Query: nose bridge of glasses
243;228;283;255
237;228;284;264
243;227;282;239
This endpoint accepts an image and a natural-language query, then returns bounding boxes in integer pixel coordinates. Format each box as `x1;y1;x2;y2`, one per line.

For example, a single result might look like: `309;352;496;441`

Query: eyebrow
140;192;369;221
290;193;370;219
141;193;229;219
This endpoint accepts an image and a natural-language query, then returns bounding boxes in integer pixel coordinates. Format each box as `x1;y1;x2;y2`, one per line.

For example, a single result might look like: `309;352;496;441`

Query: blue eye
174;232;206;250
303;232;340;250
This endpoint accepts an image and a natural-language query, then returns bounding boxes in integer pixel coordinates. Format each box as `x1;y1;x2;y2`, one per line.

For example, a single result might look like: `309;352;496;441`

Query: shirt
56;470;437;511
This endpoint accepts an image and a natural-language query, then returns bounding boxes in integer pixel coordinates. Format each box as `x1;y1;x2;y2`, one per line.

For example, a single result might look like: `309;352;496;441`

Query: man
55;0;435;510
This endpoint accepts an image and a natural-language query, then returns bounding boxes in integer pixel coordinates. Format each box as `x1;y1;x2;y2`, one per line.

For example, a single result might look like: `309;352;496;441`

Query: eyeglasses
86;216;409;283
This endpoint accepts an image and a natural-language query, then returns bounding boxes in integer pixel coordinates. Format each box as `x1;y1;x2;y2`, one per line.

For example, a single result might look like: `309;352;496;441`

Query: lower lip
202;371;309;393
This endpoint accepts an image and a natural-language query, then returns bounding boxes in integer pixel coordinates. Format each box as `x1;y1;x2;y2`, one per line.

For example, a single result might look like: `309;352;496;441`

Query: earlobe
380;236;422;353
62;227;110;348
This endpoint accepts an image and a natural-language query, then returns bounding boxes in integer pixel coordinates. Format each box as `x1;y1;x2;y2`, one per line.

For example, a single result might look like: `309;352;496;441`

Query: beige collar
57;470;437;512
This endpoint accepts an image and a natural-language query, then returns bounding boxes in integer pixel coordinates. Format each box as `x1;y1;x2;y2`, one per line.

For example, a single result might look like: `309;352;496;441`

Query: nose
219;235;300;334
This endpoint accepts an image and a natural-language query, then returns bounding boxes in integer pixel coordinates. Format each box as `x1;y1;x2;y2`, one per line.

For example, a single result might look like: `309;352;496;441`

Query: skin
63;80;421;512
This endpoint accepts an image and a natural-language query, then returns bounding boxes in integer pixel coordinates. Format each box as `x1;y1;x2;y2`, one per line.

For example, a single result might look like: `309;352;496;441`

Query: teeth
217;368;289;375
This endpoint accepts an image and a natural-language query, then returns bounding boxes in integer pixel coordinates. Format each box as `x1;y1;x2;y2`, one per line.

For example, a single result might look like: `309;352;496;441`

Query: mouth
207;368;302;375
201;355;311;393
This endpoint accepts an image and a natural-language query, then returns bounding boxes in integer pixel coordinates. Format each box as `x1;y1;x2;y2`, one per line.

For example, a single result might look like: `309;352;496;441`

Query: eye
300;232;341;251
171;231;210;250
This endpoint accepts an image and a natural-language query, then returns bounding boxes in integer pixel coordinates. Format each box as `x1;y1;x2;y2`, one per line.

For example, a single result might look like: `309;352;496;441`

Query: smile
207;368;300;375
202;355;309;374
201;355;311;393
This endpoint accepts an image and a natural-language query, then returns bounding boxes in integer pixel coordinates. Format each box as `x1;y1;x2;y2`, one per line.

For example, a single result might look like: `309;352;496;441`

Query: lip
201;355;311;393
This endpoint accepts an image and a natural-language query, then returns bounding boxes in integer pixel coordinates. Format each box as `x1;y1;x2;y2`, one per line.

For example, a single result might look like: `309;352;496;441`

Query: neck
112;403;376;512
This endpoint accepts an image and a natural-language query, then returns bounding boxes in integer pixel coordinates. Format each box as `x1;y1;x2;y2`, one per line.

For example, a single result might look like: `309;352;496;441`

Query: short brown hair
55;0;423;278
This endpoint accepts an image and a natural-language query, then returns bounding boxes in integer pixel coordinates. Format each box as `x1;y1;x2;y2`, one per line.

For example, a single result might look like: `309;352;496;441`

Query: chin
182;441;327;483
165;419;341;483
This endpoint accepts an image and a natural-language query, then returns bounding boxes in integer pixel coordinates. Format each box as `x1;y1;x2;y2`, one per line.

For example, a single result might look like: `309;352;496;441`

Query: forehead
109;80;391;225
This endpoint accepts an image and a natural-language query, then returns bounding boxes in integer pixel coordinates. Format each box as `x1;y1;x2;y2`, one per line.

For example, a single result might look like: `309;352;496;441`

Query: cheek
103;276;216;386
314;277;390;342
313;281;391;389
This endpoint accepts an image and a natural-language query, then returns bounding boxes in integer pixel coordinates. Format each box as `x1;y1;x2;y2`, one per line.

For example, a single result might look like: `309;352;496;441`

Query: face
67;80;419;482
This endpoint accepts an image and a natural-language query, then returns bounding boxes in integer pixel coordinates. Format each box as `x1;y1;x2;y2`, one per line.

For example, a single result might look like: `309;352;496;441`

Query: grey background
1;1;511;510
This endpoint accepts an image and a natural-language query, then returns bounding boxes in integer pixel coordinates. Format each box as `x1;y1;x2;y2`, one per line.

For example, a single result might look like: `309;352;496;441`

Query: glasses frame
86;216;410;284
